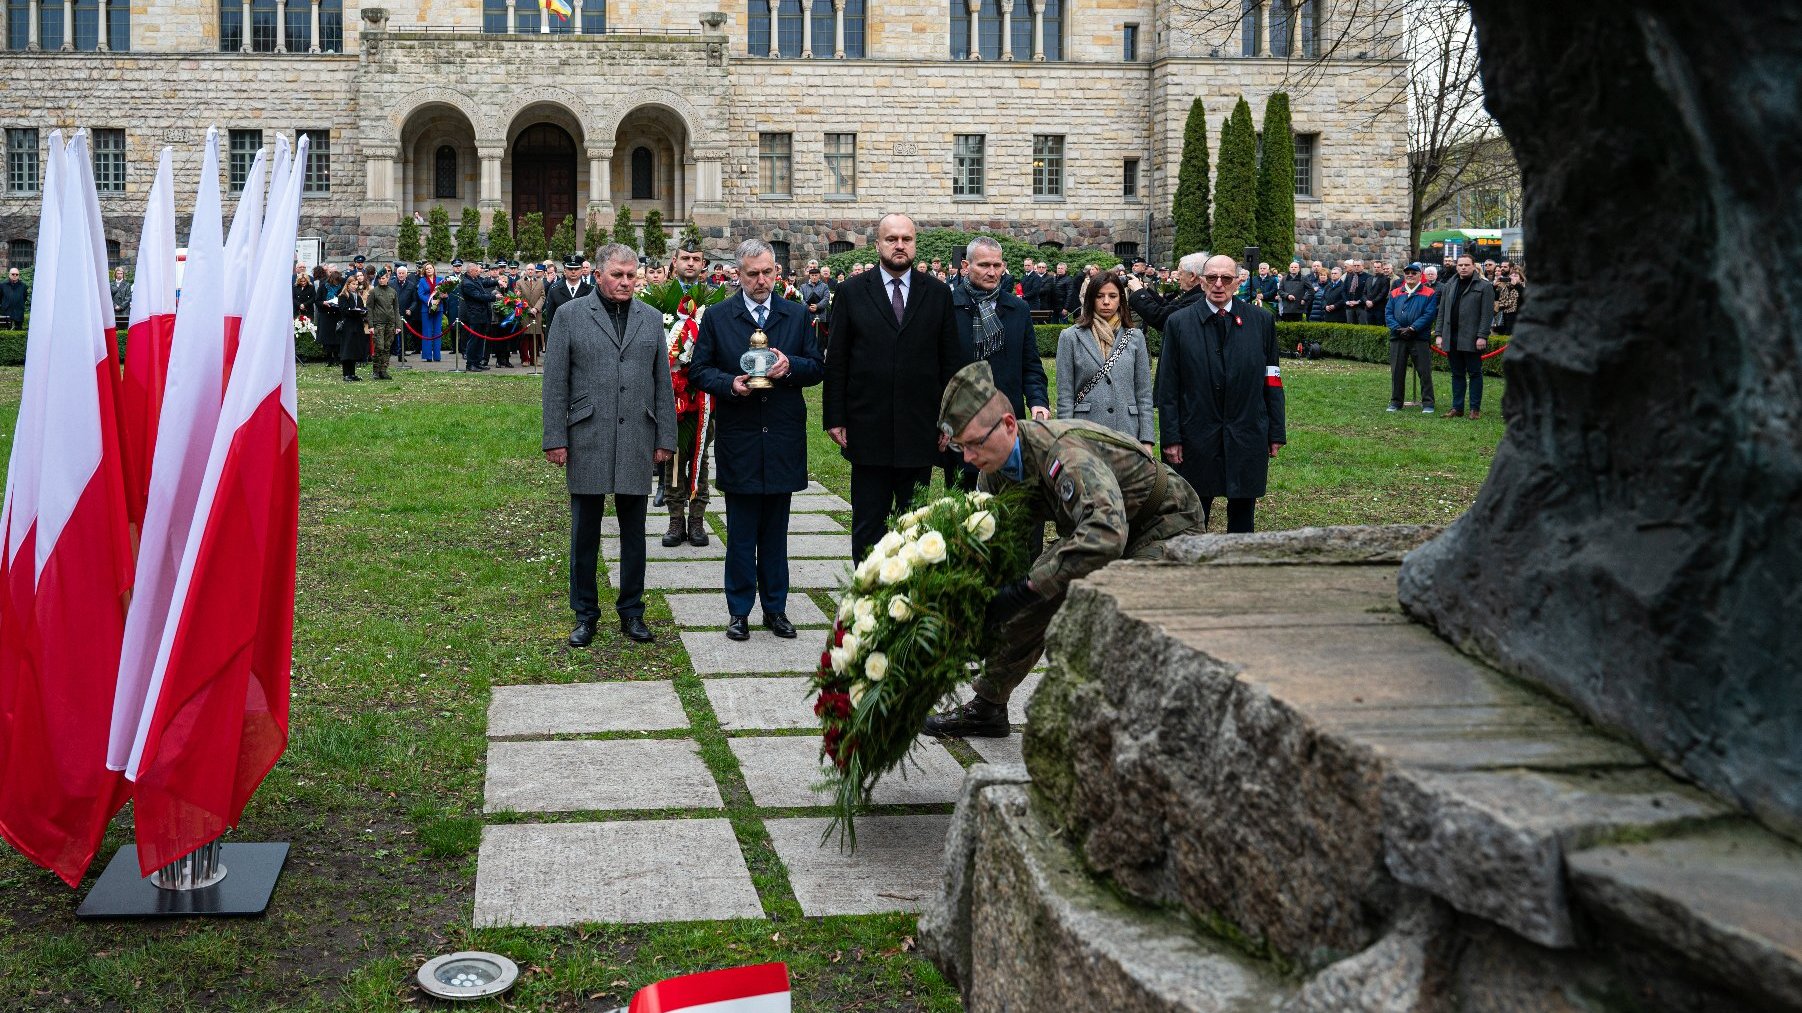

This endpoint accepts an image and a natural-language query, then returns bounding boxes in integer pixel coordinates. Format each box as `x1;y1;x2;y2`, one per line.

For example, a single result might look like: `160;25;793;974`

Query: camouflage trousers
665;412;714;515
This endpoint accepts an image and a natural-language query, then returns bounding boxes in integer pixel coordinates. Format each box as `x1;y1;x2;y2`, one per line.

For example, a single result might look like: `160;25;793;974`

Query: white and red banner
221;138;270;381
0;132;136;887
123;134;303;873
118;147;178;528
626;963;791;1013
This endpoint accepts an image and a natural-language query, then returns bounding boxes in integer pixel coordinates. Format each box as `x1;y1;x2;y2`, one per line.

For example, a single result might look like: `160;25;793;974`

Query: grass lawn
0;357;1501;1011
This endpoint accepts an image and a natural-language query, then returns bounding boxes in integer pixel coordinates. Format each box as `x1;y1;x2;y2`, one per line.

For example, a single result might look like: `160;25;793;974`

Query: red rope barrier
1429;340;1509;361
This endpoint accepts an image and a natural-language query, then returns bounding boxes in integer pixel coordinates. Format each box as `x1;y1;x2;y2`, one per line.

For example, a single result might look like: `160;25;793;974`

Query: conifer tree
612;206;636;249
1256;92;1297;267
517;212;547;262
642;209;667;260
1171;98;1212;262
486;208;515;264
550;214;579;260
584;213;605;260
424;205;454;264
455;206;484;262
1212;97;1260;262
397;213;421;263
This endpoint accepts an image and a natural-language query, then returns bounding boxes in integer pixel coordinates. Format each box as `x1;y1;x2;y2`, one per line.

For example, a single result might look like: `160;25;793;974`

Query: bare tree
1403;0;1516;252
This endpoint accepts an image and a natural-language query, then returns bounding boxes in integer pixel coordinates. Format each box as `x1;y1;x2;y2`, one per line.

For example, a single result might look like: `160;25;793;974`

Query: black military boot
923;696;1010;738
661;512;687;548
688;503;710;547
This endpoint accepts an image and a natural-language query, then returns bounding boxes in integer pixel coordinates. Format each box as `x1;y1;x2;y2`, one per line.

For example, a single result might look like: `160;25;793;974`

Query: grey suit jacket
542;293;677;496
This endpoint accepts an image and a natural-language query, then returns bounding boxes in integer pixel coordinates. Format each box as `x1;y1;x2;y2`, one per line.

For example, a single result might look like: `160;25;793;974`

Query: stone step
764;814;955;917
596;511;843;537
707;492;850;514
635;558;846;590
729;734;966;809
603;533;852;561
664;592;829;628
704;676;816;731
484;738;723;813
487;681;688;737
681;628;830;675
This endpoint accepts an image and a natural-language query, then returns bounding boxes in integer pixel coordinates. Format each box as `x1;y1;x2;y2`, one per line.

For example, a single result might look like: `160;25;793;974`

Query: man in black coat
1276;261;1312;321
457;259;498;372
1020;257;1044;308
823;213;968;562
393;263;418;362
1127;252;1207;334
947;237;1049;489
542;253;593;343
1154;254;1286;534
689;239;825;640
0;266;27;328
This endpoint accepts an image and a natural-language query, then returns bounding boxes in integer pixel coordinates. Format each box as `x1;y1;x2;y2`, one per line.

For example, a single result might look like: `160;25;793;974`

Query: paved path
470;485;1043;928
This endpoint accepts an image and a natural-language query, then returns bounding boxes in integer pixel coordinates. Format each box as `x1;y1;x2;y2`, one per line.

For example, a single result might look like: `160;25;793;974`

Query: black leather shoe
568;621;597;648
762;612;796;639
621;615;653;643
726;615;750;641
923;697;1010;738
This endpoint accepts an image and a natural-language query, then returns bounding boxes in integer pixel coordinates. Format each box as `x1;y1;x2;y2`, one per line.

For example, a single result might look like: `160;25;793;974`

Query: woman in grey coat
1055;272;1154;450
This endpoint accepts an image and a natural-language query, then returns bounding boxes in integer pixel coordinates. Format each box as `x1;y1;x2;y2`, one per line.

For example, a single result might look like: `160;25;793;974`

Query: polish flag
108;128;228;775
1266;365;1283;388
118;147;179;527
124;136;303;873
221;138;270;381
627;963;790;1013
0;132;136;887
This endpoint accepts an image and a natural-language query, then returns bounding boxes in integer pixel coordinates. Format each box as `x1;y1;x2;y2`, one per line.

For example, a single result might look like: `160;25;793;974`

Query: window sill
758;194;794;201
823;194;857;202
1296;195;1322;203
1032;195;1066;203
952;195;987;202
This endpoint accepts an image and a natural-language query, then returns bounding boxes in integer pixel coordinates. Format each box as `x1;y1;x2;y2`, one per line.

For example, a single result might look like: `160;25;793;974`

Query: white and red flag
123;135;303;873
626;963;791;1013
221;138;270;380
118;146;178;527
0;132;136;887
109;127;228;775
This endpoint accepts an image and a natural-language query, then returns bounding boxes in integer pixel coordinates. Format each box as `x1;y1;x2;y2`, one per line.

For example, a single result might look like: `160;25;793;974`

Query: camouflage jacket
979;419;1204;597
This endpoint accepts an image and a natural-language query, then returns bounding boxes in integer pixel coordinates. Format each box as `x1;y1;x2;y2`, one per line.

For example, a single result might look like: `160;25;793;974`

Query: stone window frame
1123;22;1138;62
949;0;969;59
5;0;28;50
227;128;262;194
91;127;126;194
758;132;793;199
1032;134;1065;201
1123;157;1139;201
433;145;458;199
747;0;771;54
37;0;64;48
977;0;1002;61
631;146;655;200
217;0;243;51
824;132;856;200
842;0;866;58
106;0;128;50
953;134;985;199
1293;131;1318;199
774;0;804;57
6;127;40;195
1240;0;1262;57
318;0;343;53
300;129;330;195
7;238;33;271
249;0;279;53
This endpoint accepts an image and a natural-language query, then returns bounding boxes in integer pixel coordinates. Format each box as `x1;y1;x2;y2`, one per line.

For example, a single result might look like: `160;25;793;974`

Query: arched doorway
612;105;691;228
513;123;578;249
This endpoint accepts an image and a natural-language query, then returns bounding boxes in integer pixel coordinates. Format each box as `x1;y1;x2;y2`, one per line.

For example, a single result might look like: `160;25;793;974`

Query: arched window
842;0;865;57
318;0;342;51
1240;0;1262;56
249;0;276;52
1298;0;1320;57
828;240;854;256
433;145;458;199
631;146;654;200
1038;240;1064;252
748;0;771;53
776;0;803;57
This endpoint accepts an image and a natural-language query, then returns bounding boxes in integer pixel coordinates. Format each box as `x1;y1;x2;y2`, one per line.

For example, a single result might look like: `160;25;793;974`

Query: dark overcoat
950;285;1048;417
822;267;967;468
689;295;824;494
543;277;593;337
1154;300;1287;499
541;293;677;496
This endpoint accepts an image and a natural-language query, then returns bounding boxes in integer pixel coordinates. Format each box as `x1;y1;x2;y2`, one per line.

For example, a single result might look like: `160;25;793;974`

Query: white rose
965;510;997;542
899;507;929;527
969;491;994;505
878;555;912;585
917;530;949;564
853;597;876;621
902;524;920;540
854;555;880;590
830;646;849;674
842;632;862;659
865;651;889;681
875;531;905;558
850;681;869;708
933;496;956;508
838;594;857;622
899;543;923;568
888;595;913;621
853;614;876;636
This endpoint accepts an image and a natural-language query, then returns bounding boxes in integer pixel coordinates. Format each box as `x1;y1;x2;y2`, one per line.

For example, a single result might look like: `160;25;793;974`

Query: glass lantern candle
741;328;777;389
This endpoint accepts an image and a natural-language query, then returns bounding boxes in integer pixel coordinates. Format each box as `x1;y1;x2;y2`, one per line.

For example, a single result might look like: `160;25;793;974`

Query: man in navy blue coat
689;239;825;641
946;237;1049;489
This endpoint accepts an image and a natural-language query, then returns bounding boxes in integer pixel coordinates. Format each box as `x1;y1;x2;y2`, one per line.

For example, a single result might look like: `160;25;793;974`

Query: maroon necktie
890;277;905;325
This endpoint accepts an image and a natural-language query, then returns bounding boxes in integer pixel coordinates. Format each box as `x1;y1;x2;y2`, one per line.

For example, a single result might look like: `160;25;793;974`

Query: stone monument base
922;528;1802;1012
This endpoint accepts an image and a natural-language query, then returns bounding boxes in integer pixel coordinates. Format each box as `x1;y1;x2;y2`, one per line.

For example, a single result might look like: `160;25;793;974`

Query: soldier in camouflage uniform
924;361;1206;738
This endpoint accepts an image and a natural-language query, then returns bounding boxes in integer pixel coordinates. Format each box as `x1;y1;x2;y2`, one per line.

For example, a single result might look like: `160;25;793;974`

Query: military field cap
677;238;703;254
451;258;464;267
563;253;584;269
939;360;1005;437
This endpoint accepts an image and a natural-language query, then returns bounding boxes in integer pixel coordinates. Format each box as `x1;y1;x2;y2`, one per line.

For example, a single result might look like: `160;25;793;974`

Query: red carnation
834;626;846;647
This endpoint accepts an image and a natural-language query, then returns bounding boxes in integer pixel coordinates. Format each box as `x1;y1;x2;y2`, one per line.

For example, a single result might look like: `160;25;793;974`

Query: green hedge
1029;320;1508;378
0;328;336;365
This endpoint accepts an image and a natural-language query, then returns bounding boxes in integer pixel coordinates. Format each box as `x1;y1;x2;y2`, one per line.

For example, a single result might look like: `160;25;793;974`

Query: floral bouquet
812;488;1034;846
496;294;530;332
640;279;731;414
429;275;460;310
293;315;316;341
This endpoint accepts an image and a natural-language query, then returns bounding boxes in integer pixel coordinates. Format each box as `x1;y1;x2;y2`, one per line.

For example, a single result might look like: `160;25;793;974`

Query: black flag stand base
77;842;289;919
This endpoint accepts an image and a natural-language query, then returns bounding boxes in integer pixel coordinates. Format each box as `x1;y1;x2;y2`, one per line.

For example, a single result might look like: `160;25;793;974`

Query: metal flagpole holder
77;834;290;920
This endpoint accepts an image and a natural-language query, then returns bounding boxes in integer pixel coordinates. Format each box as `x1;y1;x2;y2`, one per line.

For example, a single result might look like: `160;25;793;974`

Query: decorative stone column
587;147;612;214
573;0;583;30
800;1;811;57
966;0;982;60
275;0;286;51
26;0;38;51
477;147;503;211
365;154;396;202
504;0;515;33
240;0;251;51
693;155;725;215
1030;0;1044;61
309;0;320;52
1000;0;1013;60
1260;0;1273;55
673;157;688;220
96;0;108;51
832;0;845;57
61;0;72;49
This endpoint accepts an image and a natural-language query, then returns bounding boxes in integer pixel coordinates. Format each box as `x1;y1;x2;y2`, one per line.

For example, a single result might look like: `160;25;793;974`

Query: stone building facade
0;1;1406;270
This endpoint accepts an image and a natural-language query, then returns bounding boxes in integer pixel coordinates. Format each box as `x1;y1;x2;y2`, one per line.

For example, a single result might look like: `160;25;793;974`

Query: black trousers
463;323;487;368
1203;497;1257;533
849;464;934;563
1389;338;1435;407
724;492;791;618
1448;349;1484;412
570;492;647;622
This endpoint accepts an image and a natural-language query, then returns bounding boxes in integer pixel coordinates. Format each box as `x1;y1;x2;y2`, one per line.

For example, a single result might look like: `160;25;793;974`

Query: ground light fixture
416;951;520;1001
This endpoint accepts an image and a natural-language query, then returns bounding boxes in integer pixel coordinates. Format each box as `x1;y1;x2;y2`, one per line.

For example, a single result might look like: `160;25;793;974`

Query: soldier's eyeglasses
948;416;1006;453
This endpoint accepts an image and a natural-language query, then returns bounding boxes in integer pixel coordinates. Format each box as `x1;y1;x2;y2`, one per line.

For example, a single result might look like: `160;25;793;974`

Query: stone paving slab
488;682;689;737
969;733;1025;768
708;493;850;513
704;677;816;731
598;514;721;538
666;593;830;628
730;735;968;808
631;559;847;590
484;739;723;813
603;533;852;562
764;815;955;916
473;820;764;926
603;512;843;537
682;629;831;675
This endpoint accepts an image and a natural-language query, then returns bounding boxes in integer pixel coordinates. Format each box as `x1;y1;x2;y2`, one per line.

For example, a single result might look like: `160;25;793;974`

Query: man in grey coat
543;243;678;647
1435;253;1496;419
